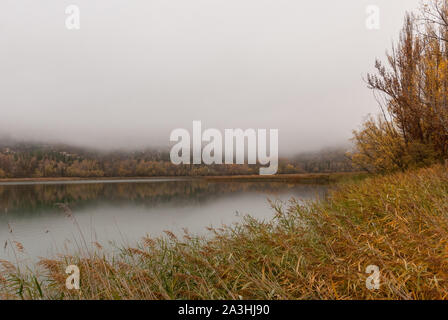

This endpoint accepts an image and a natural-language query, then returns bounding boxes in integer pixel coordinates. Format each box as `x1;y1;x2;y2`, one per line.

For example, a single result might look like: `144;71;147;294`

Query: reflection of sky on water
0;180;328;261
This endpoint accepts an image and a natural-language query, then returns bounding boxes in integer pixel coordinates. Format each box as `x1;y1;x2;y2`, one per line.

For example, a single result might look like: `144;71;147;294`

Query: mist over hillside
0;137;353;178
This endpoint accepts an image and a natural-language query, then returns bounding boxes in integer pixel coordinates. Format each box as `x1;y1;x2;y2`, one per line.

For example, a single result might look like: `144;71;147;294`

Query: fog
0;0;421;154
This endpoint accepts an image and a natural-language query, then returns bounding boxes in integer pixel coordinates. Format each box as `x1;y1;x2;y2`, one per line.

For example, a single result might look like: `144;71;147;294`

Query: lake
0;179;328;261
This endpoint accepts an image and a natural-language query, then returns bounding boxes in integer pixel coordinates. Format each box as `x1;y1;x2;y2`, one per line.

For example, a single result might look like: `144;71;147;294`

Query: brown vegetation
350;1;448;173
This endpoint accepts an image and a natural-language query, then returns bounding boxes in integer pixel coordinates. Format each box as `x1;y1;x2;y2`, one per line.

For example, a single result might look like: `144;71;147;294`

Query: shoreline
0;172;363;185
203;172;362;182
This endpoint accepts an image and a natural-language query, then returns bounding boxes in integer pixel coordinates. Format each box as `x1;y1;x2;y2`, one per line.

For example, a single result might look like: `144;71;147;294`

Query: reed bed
0;165;447;300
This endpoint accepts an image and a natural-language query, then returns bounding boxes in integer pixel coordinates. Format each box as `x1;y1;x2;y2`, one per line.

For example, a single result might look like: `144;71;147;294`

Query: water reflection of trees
0;182;327;217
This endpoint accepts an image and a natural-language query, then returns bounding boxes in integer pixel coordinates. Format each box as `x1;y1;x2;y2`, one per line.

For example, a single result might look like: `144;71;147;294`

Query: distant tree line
291;148;353;173
0;143;353;178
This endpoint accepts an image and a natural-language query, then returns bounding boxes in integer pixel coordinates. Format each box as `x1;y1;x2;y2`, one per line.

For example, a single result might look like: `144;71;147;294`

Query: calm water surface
0;179;328;261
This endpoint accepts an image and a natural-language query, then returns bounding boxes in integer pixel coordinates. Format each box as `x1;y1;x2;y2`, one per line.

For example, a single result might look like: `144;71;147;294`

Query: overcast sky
0;0;421;153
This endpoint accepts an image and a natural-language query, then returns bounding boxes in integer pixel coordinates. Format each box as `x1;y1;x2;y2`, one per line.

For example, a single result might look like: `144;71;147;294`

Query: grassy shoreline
0;172;363;184
204;172;365;183
0;165;446;299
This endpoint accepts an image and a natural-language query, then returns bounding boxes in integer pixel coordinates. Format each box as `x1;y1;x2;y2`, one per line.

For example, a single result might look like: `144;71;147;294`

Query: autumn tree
351;1;448;172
